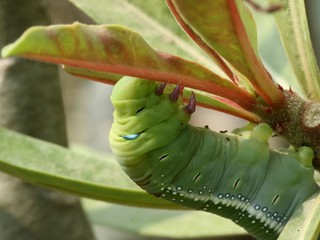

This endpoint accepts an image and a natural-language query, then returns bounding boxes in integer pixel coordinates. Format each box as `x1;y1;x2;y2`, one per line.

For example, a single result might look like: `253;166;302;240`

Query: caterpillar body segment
110;77;319;240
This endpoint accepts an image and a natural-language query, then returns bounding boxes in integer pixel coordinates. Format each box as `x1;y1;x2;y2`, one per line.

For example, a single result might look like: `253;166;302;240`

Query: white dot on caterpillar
161;194;166;197
161;174;165;178
160;187;165;191
235;220;239;223
203;185;207;189
273;212;278;217
199;190;203;195
161;183;165;186
167;186;172;190
188;189;193;193
205;204;210;207
225;193;230;198
203;208;207;211
251;220;256;224
248;214;252;218
172;198;176;201
180;199;184;202
172;191;177;195
254;205;260;210
176;186;182;191
194;197;199;202
179;193;184;197
262;207;268;212
218;206;222;209
218;194;223;199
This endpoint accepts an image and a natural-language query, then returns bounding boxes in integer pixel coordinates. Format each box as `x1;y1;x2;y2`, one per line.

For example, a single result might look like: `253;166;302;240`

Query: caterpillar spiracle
109;77;319;240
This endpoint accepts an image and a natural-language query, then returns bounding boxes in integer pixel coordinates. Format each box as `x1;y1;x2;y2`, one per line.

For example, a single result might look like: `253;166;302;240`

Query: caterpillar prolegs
109;77;319;240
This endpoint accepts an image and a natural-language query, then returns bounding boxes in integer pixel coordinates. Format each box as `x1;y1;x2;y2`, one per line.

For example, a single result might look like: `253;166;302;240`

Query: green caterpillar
109;77;319;240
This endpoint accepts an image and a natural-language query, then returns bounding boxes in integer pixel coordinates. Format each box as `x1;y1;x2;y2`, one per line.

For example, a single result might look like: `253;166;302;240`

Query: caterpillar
109;77;319;240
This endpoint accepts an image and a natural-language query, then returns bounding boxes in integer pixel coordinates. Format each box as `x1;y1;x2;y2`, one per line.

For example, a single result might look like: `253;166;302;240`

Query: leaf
63;65;123;84
83;199;247;239
252;4;301;94
269;0;320;100
67;0;217;71
184;88;260;122
1;22;257;111
166;0;283;104
0;126;183;209
278;192;320;240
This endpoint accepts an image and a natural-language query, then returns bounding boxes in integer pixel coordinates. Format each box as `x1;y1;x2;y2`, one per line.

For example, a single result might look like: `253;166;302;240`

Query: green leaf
67;0;216;70
63;65;123;84
83;199;247;238
167;0;282;104
1;23;257;112
278;192;320;240
269;0;320;101
252;4;301;94
0;126;184;209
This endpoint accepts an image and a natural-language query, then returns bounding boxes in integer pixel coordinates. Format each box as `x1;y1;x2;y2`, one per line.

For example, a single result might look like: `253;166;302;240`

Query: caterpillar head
110;77;194;163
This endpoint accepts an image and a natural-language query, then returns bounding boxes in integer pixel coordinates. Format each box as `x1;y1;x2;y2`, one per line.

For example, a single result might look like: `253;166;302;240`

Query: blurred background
1;0;319;239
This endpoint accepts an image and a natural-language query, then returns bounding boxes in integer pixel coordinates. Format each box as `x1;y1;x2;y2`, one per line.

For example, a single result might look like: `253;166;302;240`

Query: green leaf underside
1;22;259;114
270;0;320;101
83;199;247;238
0;127;184;209
278;192;320;240
167;0;282;104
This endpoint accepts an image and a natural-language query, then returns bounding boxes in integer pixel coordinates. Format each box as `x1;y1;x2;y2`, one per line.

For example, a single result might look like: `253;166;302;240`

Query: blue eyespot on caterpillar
120;133;140;140
109;77;319;240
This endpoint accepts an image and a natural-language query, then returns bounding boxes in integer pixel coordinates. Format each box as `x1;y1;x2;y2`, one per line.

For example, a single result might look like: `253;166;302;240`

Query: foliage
0;0;320;239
